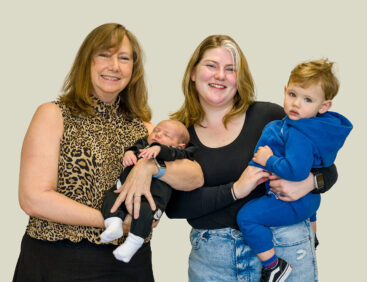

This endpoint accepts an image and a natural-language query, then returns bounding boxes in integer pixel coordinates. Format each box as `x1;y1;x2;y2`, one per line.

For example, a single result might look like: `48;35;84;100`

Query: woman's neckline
91;95;120;114
191;112;248;150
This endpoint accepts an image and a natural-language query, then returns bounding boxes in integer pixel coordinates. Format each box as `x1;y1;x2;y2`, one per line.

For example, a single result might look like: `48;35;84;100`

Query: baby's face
284;83;330;120
147;121;182;147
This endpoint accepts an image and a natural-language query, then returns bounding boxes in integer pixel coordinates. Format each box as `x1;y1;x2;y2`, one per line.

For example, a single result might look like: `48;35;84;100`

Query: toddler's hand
139;145;161;159
123;151;137;167
252;145;273;166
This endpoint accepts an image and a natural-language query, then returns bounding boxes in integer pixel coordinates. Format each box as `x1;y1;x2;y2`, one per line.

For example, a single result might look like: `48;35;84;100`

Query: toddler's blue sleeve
265;130;314;181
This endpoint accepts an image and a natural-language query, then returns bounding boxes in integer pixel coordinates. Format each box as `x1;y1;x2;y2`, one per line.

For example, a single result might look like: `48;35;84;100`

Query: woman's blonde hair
170;35;255;127
60;23;151;121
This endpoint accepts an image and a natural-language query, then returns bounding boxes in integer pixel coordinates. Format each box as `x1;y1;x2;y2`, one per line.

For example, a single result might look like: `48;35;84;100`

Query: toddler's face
147;121;182;147
284;83;331;120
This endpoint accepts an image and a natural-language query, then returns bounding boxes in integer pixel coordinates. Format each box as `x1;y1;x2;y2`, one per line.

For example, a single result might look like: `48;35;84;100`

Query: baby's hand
123;151;137;167
252;145;273;166
139;145;161;159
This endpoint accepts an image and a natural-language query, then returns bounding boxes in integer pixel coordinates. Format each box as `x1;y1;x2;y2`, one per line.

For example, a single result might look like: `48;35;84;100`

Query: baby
236;59;353;282
101;120;195;263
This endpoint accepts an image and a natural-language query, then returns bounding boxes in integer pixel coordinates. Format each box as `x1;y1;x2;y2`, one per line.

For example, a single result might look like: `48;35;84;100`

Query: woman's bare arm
160;159;204;191
111;157;204;218
143;121;155;134
19;103;104;228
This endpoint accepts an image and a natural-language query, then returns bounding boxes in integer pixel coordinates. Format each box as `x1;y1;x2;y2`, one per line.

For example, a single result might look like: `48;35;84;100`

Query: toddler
237;59;353;282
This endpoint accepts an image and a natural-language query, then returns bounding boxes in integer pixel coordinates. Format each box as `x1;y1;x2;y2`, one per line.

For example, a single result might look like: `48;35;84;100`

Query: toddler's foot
260;257;292;282
113;232;144;263
314;234;319;249
100;217;123;243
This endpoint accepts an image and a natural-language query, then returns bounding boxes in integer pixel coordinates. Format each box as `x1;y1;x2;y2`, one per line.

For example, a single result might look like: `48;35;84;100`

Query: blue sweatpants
237;192;320;254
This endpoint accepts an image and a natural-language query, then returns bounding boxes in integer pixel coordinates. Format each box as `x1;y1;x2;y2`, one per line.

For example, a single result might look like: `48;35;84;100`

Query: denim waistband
191;227;244;239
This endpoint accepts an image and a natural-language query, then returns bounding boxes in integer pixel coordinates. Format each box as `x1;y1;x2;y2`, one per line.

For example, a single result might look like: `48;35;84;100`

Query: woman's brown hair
60;23;151;121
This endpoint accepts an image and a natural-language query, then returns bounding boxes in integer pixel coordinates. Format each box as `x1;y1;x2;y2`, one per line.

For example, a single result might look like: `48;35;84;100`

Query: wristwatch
153;158;166;178
314;173;325;190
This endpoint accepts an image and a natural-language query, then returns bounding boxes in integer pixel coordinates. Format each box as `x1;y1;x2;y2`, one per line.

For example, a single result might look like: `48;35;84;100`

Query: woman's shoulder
34;102;63;121
26;102;64;141
248;101;285;121
143;121;155;134
51;99;73;117
249;101;283;112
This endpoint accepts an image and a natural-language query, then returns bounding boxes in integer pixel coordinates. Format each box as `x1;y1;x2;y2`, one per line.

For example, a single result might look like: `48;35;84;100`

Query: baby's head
284;58;339;120
147;120;190;149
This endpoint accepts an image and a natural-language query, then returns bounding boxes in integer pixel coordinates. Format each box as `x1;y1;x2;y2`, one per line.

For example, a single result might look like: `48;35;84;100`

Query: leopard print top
26;97;148;244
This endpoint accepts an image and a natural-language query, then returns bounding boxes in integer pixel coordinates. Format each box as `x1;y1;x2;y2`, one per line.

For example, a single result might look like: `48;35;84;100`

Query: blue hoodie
249;111;353;181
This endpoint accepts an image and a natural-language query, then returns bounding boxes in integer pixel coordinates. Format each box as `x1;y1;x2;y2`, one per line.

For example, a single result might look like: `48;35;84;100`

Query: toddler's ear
319;100;332;114
177;143;186;149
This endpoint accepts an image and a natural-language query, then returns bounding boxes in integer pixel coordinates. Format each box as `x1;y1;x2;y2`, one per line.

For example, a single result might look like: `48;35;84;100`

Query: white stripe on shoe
276;264;292;282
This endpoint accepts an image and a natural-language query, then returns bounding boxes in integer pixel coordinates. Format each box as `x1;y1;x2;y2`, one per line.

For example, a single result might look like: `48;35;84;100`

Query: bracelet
231;185;238;201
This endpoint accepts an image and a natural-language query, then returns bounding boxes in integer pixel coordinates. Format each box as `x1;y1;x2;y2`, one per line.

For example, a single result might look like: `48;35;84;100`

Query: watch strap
153;167;166;178
153;158;166;178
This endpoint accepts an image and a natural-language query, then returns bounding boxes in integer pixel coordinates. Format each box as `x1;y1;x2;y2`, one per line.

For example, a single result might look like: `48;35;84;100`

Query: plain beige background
1;0;366;281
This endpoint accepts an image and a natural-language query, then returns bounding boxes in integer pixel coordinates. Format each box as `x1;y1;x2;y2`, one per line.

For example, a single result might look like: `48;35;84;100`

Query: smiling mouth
208;83;226;89
101;75;120;81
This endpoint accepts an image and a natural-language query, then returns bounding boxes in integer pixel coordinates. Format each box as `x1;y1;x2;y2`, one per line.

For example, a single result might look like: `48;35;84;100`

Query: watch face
316;173;324;189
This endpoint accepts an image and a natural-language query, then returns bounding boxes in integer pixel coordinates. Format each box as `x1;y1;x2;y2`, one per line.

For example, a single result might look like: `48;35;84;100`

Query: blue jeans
237;192;320;254
189;221;317;282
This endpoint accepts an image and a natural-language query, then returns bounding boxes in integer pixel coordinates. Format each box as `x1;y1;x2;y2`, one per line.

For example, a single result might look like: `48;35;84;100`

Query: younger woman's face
191;47;237;109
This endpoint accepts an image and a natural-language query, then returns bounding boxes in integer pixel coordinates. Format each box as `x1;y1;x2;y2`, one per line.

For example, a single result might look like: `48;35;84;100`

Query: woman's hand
233;165;270;199
268;173;315;201
111;158;157;219
152;219;160;228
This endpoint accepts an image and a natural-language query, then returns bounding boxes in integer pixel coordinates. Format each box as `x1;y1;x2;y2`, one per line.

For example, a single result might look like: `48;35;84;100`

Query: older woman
164;35;337;281
14;23;202;282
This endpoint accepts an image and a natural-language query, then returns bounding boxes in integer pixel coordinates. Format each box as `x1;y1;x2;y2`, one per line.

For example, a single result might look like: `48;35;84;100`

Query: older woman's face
90;36;133;103
191;47;237;109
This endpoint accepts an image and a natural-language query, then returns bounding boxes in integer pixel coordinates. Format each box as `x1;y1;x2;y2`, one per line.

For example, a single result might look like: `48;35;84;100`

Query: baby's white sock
113;232;144;263
100;217;123;243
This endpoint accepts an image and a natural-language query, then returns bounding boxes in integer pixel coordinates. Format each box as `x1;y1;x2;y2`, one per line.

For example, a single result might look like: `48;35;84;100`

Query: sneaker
314;235;319;249
260;257;292;282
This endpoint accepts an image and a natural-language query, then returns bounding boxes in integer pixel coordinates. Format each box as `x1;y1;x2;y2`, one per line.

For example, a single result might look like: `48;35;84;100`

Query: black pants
102;166;172;238
13;233;154;282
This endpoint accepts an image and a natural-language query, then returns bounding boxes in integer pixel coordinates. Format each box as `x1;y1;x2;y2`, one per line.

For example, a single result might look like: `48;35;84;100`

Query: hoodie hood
285;111;353;167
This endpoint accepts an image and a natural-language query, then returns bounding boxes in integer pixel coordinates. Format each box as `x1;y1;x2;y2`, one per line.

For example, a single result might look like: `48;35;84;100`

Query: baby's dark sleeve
125;137;149;155
152;142;197;162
